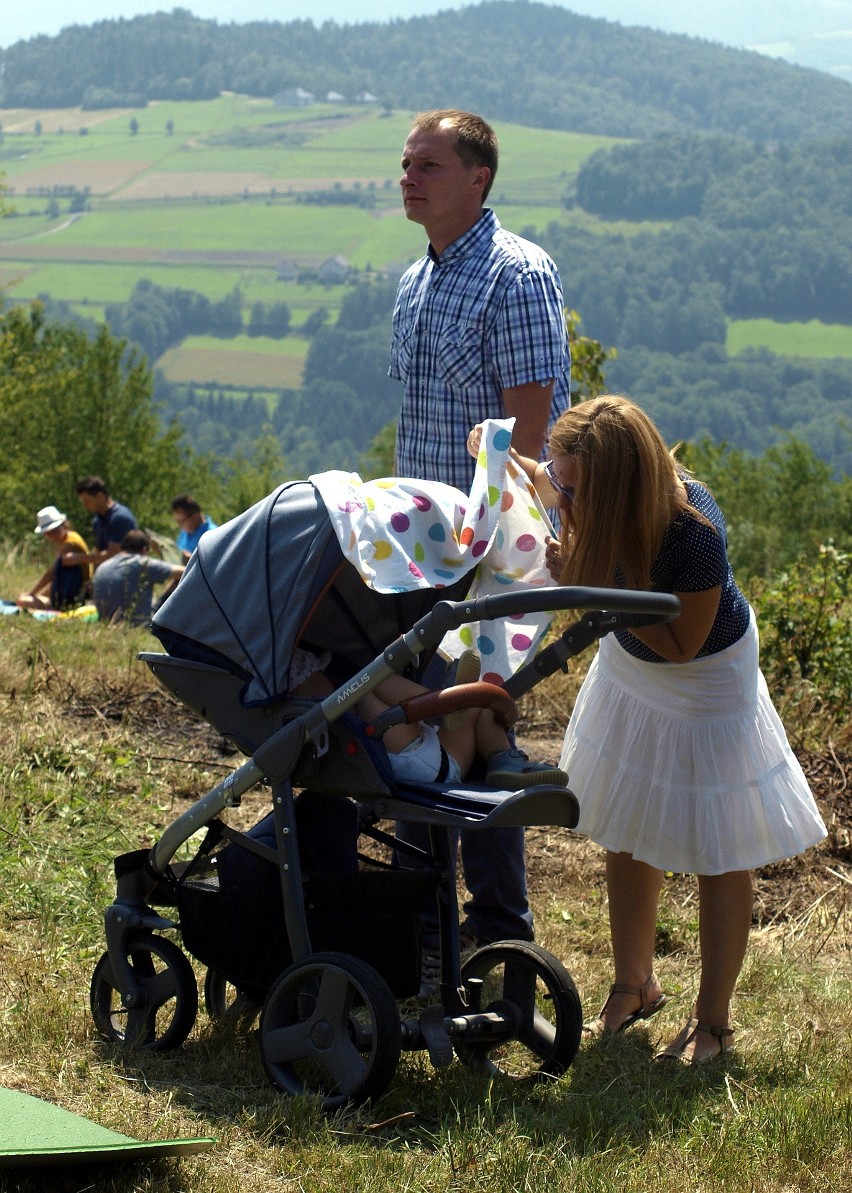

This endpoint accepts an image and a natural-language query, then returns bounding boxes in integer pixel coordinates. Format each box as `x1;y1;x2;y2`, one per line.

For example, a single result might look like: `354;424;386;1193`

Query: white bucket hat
34;506;67;535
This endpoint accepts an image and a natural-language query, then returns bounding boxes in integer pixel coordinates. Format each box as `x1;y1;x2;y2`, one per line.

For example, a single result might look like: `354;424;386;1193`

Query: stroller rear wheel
204;968;260;1027
260;951;402;1109
90;934;198;1051
455;940;582;1081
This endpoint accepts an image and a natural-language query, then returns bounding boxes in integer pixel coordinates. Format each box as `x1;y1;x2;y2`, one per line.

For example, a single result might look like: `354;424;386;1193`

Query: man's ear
473;166;491;196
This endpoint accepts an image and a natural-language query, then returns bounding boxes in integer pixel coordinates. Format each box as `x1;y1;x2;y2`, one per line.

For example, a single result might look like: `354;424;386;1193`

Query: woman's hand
467;424;485;459
544;534;564;582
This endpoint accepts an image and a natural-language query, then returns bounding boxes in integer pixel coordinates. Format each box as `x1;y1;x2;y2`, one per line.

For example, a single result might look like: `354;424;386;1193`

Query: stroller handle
412;586;680;651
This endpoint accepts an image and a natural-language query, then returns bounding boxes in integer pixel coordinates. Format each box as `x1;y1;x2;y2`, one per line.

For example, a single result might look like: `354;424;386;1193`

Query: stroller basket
178;865;435;1003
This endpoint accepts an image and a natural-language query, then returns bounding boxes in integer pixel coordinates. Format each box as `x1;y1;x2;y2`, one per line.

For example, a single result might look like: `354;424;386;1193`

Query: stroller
89;480;679;1108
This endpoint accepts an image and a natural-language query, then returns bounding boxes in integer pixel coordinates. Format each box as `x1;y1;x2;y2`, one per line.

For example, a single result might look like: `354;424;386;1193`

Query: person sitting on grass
170;493;218;562
16;506;91;612
92;529;184;627
73;475;138;569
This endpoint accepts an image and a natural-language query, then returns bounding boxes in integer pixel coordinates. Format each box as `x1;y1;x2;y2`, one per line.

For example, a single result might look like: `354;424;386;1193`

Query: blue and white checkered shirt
390;209;571;489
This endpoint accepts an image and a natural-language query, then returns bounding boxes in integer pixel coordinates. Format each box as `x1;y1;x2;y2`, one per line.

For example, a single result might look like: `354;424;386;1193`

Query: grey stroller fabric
152;481;473;707
153;482;339;705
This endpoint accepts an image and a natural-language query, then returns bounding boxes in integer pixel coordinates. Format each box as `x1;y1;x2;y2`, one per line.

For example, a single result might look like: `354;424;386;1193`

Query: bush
751;544;852;748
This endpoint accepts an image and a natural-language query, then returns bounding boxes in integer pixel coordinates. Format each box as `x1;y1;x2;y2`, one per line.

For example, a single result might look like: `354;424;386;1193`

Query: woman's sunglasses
544;459;575;502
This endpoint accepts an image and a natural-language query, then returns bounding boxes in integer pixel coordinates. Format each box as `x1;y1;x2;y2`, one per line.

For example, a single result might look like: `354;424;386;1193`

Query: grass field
158;335;308;388
0;577;849;1193
728;318;852;360
0;101;614;273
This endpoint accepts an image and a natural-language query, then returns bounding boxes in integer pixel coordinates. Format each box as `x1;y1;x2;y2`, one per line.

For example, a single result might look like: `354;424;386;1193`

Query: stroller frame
91;583;679;1108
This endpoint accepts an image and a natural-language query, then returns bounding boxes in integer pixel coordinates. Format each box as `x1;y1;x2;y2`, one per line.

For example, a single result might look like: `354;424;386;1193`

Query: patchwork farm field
1;96;847;388
1;98;620;387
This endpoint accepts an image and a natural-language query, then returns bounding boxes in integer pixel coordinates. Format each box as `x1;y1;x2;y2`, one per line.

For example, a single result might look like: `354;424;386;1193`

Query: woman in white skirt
468;396;826;1064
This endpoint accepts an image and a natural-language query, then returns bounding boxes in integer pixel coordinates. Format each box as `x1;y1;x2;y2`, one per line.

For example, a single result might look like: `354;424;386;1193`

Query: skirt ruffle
559;614;826;874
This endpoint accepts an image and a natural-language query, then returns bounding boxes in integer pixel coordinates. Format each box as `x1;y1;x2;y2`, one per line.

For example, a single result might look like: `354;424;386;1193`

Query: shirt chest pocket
390;320;415;382
436;323;486;391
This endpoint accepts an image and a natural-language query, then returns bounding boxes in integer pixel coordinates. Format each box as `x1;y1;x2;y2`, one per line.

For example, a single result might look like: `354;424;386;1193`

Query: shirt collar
427;208;499;266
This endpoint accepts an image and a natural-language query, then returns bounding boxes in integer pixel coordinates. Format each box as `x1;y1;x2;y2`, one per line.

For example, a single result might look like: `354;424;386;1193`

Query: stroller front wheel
90;934;199;1051
260;951;402;1110
455;940;582;1081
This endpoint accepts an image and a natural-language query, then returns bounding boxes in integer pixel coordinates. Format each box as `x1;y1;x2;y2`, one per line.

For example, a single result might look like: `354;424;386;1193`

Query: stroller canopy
152;421;557;706
151;480;472;707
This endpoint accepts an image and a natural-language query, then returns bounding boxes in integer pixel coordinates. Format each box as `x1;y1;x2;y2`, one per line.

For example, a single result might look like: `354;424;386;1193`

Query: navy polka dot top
616;479;751;663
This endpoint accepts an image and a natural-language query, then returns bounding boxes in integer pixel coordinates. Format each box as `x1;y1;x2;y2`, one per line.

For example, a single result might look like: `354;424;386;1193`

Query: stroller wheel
260;951;402;1110
90;935;198;1051
204;968;260;1027
455;940;582;1081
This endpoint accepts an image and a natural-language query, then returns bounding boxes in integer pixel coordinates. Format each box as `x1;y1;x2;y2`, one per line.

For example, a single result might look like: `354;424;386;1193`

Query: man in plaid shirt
390;109;571;957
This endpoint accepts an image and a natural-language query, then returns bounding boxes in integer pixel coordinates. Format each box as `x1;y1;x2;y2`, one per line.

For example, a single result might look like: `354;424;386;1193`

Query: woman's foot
583;974;666;1038
654;1017;735;1065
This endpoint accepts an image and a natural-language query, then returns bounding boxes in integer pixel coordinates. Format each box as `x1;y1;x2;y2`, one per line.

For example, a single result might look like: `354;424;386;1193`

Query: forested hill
3;2;852;142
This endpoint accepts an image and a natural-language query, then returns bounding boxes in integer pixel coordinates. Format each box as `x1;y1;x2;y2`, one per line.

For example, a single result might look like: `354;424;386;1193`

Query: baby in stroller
291;645;568;791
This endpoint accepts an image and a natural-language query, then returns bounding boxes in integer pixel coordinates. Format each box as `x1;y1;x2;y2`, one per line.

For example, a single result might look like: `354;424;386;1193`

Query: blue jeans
394;819;534;950
401;652;534;947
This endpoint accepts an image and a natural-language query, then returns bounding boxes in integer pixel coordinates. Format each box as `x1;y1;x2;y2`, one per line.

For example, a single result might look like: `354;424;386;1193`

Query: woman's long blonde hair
549;395;702;590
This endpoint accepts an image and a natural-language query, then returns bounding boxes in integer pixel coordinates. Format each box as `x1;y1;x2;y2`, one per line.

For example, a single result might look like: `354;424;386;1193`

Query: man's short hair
75;475;109;497
121;529;150;554
171;493;201;517
410;109;499;200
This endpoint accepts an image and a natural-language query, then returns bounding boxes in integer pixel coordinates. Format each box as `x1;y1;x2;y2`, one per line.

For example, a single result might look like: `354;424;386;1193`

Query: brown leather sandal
654;1017;735;1065
582;975;667;1038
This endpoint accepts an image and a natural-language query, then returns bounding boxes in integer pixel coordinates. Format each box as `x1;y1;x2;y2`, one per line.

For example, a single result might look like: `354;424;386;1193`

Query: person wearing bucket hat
16;507;92;611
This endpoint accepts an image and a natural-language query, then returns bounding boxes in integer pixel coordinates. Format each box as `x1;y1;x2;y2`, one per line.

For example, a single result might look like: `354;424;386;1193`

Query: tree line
575;134;852;224
3;4;852;143
132;255;852;480
2;301;850;596
103;280;291;363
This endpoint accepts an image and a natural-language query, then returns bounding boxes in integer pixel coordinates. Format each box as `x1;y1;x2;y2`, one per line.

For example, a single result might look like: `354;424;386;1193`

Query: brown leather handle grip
397;681;518;730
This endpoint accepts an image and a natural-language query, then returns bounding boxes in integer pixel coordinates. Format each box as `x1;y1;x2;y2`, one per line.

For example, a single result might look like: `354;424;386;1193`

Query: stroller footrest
371;782;579;830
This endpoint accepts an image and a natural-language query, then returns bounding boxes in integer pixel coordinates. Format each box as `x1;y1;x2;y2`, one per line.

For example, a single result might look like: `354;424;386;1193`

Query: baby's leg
356;688;421;754
438;707;506;781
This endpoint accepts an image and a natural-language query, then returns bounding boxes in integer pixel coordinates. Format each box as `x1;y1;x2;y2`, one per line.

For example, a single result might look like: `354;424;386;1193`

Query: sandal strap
654;1017;736;1063
694;1020;735;1050
608;974;658;1014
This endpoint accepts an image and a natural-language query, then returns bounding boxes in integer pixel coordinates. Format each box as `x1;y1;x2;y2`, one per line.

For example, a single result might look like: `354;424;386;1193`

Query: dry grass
0;606;850;1192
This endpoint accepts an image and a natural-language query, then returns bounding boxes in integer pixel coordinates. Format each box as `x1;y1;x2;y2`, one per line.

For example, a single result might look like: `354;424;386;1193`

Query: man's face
399;125;489;244
173;509;200;534
77;491;99;514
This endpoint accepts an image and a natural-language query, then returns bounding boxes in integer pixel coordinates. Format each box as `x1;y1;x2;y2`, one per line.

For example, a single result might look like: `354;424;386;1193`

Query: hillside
2;5;852;482
2;2;852;142
2;94;851;479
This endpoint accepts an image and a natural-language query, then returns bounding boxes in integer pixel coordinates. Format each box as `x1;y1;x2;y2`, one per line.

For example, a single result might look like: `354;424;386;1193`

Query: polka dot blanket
311;418;558;684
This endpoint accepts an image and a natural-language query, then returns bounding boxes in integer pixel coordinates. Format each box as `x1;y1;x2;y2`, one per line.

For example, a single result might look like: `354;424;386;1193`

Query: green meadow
728;318;852;360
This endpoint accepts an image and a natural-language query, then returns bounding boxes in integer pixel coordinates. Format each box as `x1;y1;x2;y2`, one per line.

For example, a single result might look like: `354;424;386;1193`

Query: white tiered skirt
559;613;826;874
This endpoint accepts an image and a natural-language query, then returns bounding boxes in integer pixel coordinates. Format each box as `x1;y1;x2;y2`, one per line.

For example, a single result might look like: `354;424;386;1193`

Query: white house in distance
276;260;299;282
318;255;350;283
274;87;315;107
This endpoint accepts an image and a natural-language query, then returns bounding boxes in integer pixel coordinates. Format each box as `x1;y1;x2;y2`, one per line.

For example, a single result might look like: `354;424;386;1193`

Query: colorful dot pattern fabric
311;418;557;683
